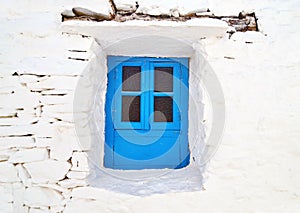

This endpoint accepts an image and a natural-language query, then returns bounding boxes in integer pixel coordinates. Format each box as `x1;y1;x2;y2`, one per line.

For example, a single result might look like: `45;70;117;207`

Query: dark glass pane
122;66;141;91
154;67;173;92
154;96;173;122
122;96;140;122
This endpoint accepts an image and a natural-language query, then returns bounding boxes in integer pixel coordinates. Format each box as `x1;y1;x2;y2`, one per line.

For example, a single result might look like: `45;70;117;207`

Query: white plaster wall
0;0;299;212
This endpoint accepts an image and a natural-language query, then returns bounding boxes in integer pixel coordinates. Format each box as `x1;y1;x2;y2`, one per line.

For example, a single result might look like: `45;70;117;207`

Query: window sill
88;165;203;196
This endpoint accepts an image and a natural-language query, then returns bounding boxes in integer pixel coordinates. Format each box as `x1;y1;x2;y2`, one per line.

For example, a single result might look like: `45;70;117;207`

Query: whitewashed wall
0;0;299;212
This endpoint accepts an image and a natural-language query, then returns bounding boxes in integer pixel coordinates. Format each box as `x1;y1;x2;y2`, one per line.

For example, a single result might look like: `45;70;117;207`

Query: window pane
122;66;141;91
154;96;173;122
122;96;140;122
154;67;173;92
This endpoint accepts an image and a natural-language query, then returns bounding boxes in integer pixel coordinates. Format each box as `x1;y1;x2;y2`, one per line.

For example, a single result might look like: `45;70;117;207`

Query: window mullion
142;60;150;130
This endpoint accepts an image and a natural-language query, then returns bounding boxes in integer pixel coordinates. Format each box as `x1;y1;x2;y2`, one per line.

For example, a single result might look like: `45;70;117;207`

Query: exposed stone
115;1;138;15
0;162;20;182
61;9;76;18
72;7;112;21
182;8;209;17
24;186;63;207
8;148;48;163
24;160;71;183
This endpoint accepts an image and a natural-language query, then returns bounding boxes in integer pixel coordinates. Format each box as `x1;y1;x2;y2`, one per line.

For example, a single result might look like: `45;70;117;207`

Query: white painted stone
0;107;17;117
30;123;57;138
12;182;26;213
0;82;15;92
34;137;53;148
50;205;65;212
230;31;266;43
71;152;89;172
50;126;77;161
18;56;89;76
0;89;40;108
8;148;48;163
42;111;75;123
43;103;88;114
0;155;9;161
66;171;89;179
26;76;79;91
16;164;31;187
70;186;130;201
40;94;74;105
24;186;63;207
64;198;105;213
0;162;20;182
62;19;228;48
0;136;35;149
16;110;37;122
58;179;88;189
41;88;72;96
208;0;250;16
19;74;39;84
0;184;13;202
36;183;70;195
50;124;84;151
71;186;103;200
0;76;19;88
114;0;137;11
68;50;91;61
0;202;13;213
29;208;51;213
0;149;15;162
24;160;71;183
0;108;17;118
0;125;34;137
22;206;29;213
50;145;73;161
0;117;39;126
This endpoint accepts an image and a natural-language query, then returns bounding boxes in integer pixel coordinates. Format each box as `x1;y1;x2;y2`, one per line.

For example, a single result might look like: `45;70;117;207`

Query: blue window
104;56;189;169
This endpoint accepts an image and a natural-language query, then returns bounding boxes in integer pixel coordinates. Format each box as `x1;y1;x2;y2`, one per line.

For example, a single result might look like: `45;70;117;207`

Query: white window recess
66;19;226;195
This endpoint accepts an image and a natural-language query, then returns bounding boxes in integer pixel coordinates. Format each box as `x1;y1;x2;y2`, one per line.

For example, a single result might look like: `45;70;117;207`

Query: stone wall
0;0;299;212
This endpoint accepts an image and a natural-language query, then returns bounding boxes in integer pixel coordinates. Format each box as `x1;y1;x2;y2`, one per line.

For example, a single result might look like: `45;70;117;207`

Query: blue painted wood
104;56;190;169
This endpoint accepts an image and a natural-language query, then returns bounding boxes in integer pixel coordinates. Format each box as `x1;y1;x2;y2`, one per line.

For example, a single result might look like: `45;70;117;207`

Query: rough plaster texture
0;0;300;212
